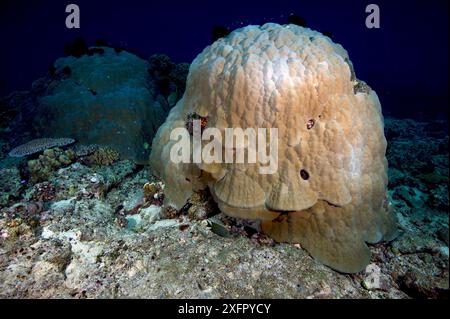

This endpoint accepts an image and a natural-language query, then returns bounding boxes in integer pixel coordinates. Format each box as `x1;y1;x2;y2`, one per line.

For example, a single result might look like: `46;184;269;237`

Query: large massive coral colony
150;23;396;273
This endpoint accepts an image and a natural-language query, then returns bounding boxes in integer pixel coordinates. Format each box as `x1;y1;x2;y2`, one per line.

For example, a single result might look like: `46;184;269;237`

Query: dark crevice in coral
323;200;342;208
300;169;310;180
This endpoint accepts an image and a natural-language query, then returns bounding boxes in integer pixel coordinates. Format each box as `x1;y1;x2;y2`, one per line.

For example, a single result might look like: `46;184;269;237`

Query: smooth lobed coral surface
150;23;397;273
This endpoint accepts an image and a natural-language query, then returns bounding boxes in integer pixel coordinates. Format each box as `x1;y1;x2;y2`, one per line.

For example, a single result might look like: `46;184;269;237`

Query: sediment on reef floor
0;117;448;298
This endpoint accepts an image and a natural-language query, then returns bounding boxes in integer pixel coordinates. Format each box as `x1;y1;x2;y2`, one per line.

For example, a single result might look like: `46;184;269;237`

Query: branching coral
150;23;397;273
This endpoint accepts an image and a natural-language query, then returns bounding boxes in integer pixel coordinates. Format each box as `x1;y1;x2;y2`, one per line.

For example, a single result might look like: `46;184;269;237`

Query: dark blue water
0;0;448;120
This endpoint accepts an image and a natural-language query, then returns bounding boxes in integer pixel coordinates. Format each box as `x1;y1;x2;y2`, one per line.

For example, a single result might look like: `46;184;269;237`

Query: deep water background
0;0;448;120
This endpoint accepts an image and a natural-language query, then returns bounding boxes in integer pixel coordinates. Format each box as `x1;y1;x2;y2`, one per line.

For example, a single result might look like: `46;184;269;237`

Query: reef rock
30;47;168;163
150;23;397;273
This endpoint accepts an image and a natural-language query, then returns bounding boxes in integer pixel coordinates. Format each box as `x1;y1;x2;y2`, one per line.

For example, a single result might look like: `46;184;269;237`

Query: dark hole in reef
300;169;309;180
95;38;109;47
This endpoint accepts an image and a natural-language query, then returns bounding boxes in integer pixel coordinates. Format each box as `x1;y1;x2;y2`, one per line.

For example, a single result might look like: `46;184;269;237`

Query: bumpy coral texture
150;23;397;273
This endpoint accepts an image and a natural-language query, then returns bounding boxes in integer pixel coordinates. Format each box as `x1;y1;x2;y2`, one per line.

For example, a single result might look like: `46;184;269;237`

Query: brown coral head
73;144;100;157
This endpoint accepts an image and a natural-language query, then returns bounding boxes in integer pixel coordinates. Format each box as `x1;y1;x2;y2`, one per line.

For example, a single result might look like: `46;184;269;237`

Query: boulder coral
150;23;397;273
32;47;167;163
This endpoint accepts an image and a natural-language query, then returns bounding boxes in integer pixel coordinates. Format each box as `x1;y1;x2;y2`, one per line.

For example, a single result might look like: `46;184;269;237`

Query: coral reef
8;138;75;157
150;23;397;273
64;37;89;58
385;117;449;212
